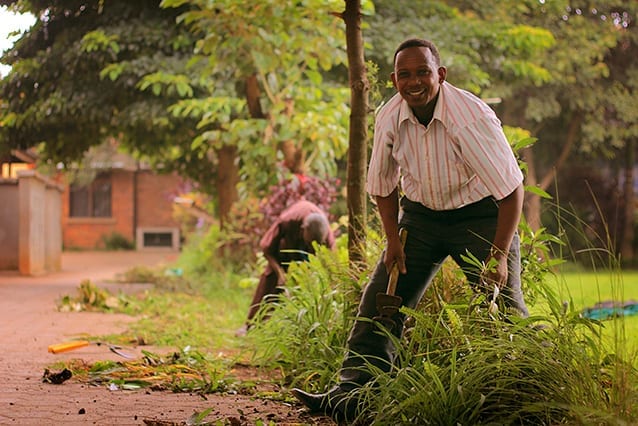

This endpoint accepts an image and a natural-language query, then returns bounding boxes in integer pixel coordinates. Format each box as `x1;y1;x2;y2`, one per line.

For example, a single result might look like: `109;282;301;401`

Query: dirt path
0;251;334;425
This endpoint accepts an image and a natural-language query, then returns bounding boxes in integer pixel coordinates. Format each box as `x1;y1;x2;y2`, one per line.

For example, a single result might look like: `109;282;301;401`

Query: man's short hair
393;38;441;67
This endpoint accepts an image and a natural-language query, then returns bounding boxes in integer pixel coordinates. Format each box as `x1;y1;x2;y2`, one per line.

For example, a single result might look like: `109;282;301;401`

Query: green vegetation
243;243;638;424
3;1;637;264
54;220;638;425
551;270;638;309
54;133;638;424
57;279;140;314
5;1;636;422
546;270;638;355
100;231;135;251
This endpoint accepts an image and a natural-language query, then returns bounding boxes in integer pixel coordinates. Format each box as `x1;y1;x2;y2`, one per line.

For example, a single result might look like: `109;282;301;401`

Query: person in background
236;199;335;337
292;38;529;421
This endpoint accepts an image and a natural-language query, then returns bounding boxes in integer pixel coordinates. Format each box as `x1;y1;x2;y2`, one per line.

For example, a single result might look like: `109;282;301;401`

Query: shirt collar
397;81;448;128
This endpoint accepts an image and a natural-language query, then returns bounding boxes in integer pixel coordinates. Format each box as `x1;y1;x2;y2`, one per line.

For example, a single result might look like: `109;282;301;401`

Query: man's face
391;46;446;109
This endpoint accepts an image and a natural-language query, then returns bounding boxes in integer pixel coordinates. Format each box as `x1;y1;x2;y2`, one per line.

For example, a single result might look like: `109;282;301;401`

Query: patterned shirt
366;81;523;210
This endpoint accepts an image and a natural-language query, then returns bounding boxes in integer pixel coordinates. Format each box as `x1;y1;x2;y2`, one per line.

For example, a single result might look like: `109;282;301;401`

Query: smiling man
292;38;529;421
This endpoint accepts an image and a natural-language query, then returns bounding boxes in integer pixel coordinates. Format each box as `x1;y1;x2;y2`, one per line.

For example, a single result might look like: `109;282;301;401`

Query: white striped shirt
366;81;523;211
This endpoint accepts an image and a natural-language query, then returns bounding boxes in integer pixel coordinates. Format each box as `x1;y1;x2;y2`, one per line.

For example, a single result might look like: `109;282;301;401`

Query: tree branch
539;112;582;191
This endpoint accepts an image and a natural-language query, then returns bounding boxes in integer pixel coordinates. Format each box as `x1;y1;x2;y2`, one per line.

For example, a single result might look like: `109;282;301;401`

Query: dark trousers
339;196;529;389
247;270;283;322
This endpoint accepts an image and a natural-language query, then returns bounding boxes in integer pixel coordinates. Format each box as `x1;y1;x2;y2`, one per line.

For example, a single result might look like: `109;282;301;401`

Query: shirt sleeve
457;117;524;200
366;106;401;197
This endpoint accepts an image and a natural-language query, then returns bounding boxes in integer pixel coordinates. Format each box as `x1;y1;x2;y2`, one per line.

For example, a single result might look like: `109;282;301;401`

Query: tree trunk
523;113;582;233
215;145;239;228
538;114;581;192
215;74;266;228
620;138;636;263
278;98;306;174
245;74;265;119
522;147;543;232
280;139;306;174
342;0;368;268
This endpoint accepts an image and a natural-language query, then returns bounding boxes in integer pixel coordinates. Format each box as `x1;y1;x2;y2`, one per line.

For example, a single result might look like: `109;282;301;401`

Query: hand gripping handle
386;228;407;296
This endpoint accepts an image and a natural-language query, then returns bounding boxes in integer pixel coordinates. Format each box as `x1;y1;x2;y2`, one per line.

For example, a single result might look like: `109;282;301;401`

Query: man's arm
261;224;287;286
483;183;524;288
376;187;406;274
264;252;286;286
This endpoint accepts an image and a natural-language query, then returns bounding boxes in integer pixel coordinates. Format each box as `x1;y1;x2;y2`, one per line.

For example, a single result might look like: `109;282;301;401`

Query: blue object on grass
582;301;638;320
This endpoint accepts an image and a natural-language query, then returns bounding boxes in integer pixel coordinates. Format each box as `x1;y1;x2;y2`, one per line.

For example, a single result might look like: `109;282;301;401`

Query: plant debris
55;347;259;396
42;368;73;384
57;279;138;313
142;420;184;426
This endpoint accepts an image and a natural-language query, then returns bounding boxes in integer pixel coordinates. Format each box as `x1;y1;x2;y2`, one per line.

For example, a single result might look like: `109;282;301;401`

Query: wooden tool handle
386;228;407;296
48;340;91;354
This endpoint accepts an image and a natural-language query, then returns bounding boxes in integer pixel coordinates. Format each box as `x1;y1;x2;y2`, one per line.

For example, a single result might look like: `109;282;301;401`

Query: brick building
1;148;184;274
61;162;183;251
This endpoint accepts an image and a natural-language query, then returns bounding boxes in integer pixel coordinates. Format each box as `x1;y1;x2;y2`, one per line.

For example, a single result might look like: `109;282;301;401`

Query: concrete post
0;179;19;270
45;181;63;272
18;171;46;275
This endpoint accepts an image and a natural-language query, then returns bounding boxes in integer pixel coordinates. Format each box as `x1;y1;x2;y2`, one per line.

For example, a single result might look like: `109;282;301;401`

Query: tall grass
115;193;637;423
245;240;368;390
354;289;636;425
244;204;638;424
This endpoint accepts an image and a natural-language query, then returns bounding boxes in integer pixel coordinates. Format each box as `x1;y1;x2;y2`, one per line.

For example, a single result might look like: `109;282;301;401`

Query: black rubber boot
291;386;360;422
291;386;344;412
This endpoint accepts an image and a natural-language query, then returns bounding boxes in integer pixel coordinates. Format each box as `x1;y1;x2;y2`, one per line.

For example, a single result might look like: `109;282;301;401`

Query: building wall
62;169;181;250
111;169;136;239
19;171;47;275
0;179;20;269
136;171;180;228
45;182;63;271
62;169;133;249
0;172;63;274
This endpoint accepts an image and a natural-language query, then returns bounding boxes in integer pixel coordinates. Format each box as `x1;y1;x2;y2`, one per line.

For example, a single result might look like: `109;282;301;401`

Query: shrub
246;207;637;424
247;232;382;389
233;174;340;257
174;174;341;275
100;231;135;250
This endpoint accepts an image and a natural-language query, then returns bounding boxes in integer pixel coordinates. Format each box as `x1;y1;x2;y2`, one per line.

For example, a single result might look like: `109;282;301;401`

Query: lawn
543;270;638;355
555;270;638;307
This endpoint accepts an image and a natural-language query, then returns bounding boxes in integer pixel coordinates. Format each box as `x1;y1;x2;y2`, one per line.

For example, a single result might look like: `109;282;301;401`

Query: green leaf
176;82;193;97
512;137;537;151
187;408;213;425
99;63;125;81
305;69;323;85
524;185;552;199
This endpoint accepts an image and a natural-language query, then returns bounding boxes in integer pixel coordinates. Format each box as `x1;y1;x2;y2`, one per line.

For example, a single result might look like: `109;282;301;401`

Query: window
143;232;174;247
136;227;180;251
69;172;112;217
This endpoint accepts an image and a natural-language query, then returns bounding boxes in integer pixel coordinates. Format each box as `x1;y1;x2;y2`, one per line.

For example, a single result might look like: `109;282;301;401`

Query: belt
400;196;498;220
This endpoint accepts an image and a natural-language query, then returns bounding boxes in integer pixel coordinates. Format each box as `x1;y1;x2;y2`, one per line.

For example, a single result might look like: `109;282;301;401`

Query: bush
247;214;637;424
259;174;340;225
100;232;135;250
175;174;342;277
231;174;341;258
351;280;638;425
247;232;381;389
